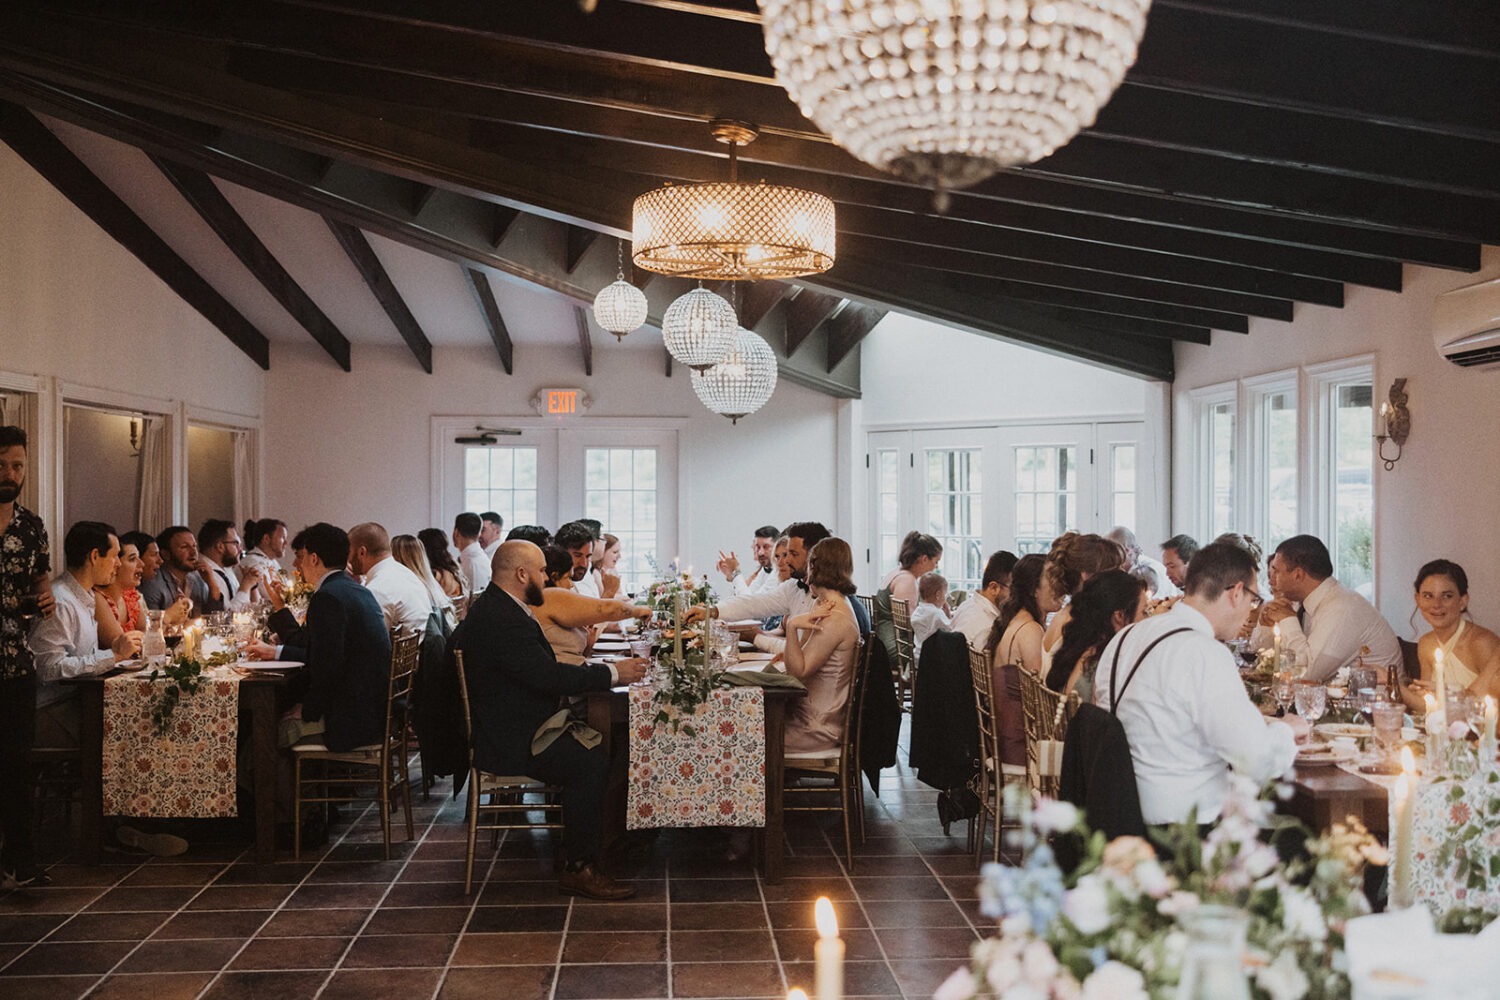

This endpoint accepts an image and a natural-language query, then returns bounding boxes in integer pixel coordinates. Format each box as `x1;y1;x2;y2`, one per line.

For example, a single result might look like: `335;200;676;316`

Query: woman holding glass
1399;559;1500;711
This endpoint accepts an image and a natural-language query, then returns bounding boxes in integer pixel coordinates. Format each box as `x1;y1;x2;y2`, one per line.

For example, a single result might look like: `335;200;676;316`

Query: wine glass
1294;681;1327;726
1271;671;1296;717
1349;667;1379;724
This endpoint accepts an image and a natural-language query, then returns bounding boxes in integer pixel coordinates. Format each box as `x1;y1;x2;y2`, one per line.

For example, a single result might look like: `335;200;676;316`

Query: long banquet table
1281;763;1389;836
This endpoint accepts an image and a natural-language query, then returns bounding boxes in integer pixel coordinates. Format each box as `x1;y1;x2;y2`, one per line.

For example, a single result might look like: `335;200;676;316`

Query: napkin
1345;907;1500;999
719;669;805;690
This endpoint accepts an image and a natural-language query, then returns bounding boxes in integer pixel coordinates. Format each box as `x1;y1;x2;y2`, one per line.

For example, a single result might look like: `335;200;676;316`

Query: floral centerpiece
146;647;238;735
640;560;721;735
938;778;1384;1000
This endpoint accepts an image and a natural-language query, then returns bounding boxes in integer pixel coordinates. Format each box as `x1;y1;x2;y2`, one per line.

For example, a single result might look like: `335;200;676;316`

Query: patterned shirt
1;502;50;679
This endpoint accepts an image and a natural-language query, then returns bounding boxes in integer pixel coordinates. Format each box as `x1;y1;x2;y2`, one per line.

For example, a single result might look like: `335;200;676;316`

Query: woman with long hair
391;533;456;628
1041;532;1127;652
418;527;466;599
1045;569;1148;701
1403;559;1500;709
781;537;862;754
535;545;651;666
97;531;188;647
985;554;1061;766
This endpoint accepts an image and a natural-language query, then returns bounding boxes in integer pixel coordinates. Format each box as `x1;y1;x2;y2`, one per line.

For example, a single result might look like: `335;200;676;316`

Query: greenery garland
146;650;237;736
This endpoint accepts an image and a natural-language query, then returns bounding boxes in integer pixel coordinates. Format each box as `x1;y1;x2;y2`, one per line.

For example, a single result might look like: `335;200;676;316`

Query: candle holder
1374;377;1410;471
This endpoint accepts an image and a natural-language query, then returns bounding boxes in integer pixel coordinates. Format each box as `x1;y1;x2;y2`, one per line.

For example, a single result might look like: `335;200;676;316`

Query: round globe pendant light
662;286;738;371
592;242;648;341
758;0;1153;206
692;327;778;424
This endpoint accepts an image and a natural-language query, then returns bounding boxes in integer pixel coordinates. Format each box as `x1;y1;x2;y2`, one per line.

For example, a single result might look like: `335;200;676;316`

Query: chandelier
692;327;778;423
662;286;738;371
632;120;836;280
758;0;1153;206
591;241;648;341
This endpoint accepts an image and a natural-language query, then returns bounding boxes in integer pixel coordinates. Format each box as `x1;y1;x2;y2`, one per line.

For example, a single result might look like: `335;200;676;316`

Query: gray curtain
231;429;255;529
135;414;173;534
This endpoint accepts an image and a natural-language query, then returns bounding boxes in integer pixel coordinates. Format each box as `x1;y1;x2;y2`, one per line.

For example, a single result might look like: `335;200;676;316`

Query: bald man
451;540;646;900
348;521;432;634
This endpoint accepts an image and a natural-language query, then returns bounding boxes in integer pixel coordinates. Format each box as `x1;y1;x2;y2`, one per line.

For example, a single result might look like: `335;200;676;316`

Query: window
1330;381;1374;594
925;449;982;591
463;446;539;528
1110;444;1136;531
877;449;901;572
1255;385;1298;550
1014;445;1078;554
584;447;658;594
1208;400;1236;537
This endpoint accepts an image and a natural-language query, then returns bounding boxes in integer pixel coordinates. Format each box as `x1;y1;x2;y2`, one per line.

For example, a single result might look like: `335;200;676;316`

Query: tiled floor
1;732;994;999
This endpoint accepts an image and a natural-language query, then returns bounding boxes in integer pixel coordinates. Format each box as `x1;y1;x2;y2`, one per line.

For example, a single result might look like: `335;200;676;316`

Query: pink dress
785;624;859;755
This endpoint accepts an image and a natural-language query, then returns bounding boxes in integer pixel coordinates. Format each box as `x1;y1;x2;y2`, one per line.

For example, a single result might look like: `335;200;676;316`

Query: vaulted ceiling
1;0;1495;389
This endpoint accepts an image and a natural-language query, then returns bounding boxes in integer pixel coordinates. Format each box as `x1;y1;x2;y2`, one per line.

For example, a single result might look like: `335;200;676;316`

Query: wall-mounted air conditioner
1434;276;1500;371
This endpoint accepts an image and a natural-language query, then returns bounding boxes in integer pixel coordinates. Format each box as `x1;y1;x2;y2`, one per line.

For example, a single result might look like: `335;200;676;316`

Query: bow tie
795;579;809;593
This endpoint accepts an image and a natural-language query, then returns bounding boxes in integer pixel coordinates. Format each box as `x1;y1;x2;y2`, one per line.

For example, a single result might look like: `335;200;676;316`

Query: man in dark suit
452;540;646;900
274;523;391;753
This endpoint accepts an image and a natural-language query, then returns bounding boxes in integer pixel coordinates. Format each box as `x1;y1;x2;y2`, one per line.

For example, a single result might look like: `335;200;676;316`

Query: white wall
260;342;841;579
1173;246;1500;630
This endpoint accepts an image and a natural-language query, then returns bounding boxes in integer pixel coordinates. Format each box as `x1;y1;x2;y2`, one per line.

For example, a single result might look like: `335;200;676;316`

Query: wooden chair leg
379;759;392;861
465;776;479;894
293;757;304;861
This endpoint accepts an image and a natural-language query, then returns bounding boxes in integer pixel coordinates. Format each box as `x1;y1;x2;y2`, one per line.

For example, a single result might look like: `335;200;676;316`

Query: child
911;570;952;661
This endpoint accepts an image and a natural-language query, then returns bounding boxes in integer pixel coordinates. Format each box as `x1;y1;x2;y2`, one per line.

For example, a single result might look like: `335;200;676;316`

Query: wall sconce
1376;378;1410;471
128;417;142;458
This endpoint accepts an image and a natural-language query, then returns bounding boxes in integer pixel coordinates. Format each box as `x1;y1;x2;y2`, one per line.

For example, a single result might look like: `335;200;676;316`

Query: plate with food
1314;722;1372;740
1296;743;1357;767
234;660;305;671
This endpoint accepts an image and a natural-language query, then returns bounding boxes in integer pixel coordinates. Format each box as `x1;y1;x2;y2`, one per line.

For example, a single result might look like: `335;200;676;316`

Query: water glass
1271;671;1296;716
1368;701;1407;773
1293;681;1327;724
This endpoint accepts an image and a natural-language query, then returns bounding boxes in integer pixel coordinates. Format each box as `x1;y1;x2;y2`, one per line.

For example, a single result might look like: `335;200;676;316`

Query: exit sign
531;388;592;417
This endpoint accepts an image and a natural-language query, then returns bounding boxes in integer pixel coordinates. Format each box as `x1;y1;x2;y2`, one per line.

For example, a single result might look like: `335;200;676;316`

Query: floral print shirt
1;503;50;679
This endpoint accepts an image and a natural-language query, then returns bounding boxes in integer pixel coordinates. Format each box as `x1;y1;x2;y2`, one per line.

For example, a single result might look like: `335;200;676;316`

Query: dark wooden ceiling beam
324;218;433;373
0;101;270;368
782;290;842;357
408;181;437;219
490;204;520;248
736;281;790;331
564;224;598;275
574;305;594;377
464;267;514;374
825;303;885;372
151;154;352;370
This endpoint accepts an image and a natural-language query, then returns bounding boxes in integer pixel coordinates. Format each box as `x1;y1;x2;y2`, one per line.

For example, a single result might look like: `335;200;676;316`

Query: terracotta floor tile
0;887;107;913
0;939;137;976
439;965;555;1000
31;865;131;888
479;878;573;905
82;885;202;913
666;878;761;903
670;901;768;931
397;860;469;882
303;861;406;884
670;929;775;964
380;880;473;908
119;864;224;888
362;905;470;935
562;930;665;964
211;862;314;885
848;875;950;900
887;957;970;997
150;909;272;940
186;885;293;911
758;876;857;902
117;938;246;973
230;935;351;970
773;926;884;963
199;969;329;1000
0;975;100;999
0;912;69;941
553;961;670;1000
860;898;974;928
450;931;563;966
763;900;870;929
466;904;569;934
342;932;455;967
783;959;902;997
320;967;443;1000
257;908;369;938
874;925;978;960
89;971;216;1000
671;960;786;998
282;882;388;909
569;901;667;932
574;878;665;905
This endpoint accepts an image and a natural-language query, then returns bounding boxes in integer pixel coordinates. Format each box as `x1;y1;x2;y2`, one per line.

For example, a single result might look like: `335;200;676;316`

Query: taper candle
1390;746;1416;909
814;897;843;1000
1434;646;1448;718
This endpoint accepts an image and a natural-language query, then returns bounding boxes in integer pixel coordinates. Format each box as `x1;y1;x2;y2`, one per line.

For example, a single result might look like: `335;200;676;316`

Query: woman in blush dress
986;554;1062;766
781;538;863;755
1400;559;1500;710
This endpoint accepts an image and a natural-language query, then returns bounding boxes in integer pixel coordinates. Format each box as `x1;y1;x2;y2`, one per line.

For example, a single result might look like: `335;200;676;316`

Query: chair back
966;644;999;778
384;625;422;745
1019;668;1081;797
890;598;913;661
452;649;474;750
856;594;874;619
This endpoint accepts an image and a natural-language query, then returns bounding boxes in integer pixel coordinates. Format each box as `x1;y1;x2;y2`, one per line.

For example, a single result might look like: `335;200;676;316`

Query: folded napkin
531;709;603;755
1345;907;1500;999
720;669;805;690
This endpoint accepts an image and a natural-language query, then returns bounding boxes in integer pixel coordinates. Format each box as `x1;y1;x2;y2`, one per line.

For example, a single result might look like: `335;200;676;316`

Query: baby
911;570;952;661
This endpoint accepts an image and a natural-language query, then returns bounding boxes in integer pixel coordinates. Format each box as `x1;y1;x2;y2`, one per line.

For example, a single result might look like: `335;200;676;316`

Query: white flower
1279;886;1327;943
1080;961;1149;1000
1255;948;1310;1000
1157;890;1199;917
1032;799;1081;834
983;951;1024;993
1131;859;1172;899
1020;939;1060;986
934;967;980;1000
1062;875;1112;935
1001;913;1033;938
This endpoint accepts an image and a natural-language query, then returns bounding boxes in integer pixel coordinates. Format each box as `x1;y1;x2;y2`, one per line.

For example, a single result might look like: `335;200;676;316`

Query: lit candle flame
814;897;838;939
788;990;809;1000
1400;745;1416;775
1424;693;1436;714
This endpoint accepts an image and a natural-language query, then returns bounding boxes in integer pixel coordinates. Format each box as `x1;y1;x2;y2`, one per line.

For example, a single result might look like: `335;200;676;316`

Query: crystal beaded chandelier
591;241;649;341
758;0;1153;205
632;120;836;280
661;285;739;371
692;327;779;423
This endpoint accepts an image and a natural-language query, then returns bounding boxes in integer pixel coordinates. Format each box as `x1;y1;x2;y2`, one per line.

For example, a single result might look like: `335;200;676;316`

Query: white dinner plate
1296;744;1357;767
736;652;776;662
1315;722;1372;740
234;660;304;671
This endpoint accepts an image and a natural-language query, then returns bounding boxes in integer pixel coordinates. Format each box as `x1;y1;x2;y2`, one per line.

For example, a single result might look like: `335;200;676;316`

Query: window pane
1111;444;1136;531
1333;382;1373;595
1264;389;1298;549
585;446;659;593
1209;401;1235;536
924;448;982;591
1014;445;1077;555
463;446;538;531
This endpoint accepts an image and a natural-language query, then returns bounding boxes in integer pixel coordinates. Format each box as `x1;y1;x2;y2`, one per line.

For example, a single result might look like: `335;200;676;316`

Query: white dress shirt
459;541;489;596
1274;577;1400;683
950;594;999;651
910;601;951;660
362;556;435;633
31;572;116;707
572;570;601;600
1093;602;1297;825
716;578;822;655
732;564;779;597
1137;554;1181;599
238;546;281;581
206;559;257;611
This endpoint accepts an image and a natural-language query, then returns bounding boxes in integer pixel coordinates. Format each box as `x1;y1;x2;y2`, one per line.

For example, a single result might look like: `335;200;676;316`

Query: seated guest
1212;533;1265;640
1093;541;1305;826
536;545;651;665
127;529;165;589
1046;570;1147;702
716;524;782;598
873;532;943;666
139;525;220;614
239;518;288;579
987;554;1061;766
452;540;647;899
772;536;792;584
696;522;834;654
1258;534;1399;683
1404;560;1500;710
951;550;1017;651
1159;533;1198;590
910;571;951;661
419;528;466;599
596;533;623;600
32;522;141;745
452;512;488;596
554;521;601;600
1108;526;1180;599
479;511;504;560
349;522;433;635
781;538;862;754
255;524;391;753
1131;562;1164;601
198;519;261;610
391;533;456;629
506;524;552;547
1042;532;1127;652
95;532;186;648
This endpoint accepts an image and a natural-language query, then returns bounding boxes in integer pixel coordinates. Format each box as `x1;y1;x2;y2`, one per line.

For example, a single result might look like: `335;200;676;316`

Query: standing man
951;550;1017;650
140;525;220;614
453;512;488;596
453;540;646;899
1159;534;1199;591
1107;526;1180;599
0;426;55;887
715;525;782;597
478;512;504;561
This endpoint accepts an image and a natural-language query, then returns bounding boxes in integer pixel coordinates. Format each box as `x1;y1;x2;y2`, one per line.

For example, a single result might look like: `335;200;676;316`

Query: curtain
135;415;173;533
231;429;255;529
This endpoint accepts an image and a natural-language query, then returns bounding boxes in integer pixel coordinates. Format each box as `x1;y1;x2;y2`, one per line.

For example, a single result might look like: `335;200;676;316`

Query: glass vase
142;609;167;665
1176;904;1251;1000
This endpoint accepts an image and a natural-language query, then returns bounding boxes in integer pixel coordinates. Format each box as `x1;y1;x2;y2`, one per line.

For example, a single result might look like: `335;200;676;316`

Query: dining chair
783;634;872;870
966;644;1026;865
452;650;564;894
855;593;874;620
890;598;915;711
292;625;422;860
1018;668;1081;799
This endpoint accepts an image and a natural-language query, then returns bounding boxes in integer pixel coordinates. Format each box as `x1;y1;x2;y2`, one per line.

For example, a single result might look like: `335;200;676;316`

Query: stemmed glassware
1294;681;1327;726
1271;671;1296;716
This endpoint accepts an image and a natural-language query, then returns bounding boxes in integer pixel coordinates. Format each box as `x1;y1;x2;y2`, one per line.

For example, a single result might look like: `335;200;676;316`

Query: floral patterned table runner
625;685;765;829
1399;770;1500;916
102;666;241;817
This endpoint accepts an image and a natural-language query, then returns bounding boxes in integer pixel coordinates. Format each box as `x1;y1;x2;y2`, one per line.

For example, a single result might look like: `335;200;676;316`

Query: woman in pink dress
782;538;863;755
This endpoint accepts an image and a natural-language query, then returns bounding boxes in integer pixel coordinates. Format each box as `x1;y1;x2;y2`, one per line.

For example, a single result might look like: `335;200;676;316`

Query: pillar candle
1424;693;1447;762
1389;746;1416;910
673;589;684;666
814;897;843;1000
1273;622;1282;662
1434;647;1447;718
788;991;809;1000
1483;696;1498;763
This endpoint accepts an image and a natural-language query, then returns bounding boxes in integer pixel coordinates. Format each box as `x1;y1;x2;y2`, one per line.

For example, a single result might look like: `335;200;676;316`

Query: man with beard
715;524;782;597
451;540;645;900
554;521;600;598
198;519;262;610
0;426;55;887
140;525;221;614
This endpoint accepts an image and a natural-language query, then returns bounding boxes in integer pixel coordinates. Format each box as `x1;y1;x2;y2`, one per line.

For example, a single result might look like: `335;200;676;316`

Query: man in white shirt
910;571;951;661
556;521;601;599
951;550;1016;650
453;512;489;595
1108;525;1180;599
478;511;504;561
1093;541;1304;826
1159;534;1198;590
198;519;261;610
693;522;832;654
31;521;141;743
1258;534;1400;683
715;525;782;597
349;522;434;634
